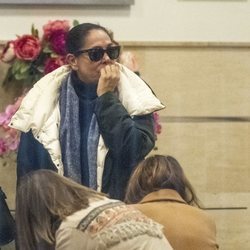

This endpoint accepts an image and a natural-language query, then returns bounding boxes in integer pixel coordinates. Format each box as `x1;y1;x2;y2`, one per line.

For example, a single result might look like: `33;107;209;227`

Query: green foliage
73;19;80;27
11;60;31;80
31;24;39;38
43;44;53;54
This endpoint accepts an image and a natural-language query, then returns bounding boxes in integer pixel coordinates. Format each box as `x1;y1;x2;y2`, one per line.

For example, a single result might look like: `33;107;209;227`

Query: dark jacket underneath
17;91;155;200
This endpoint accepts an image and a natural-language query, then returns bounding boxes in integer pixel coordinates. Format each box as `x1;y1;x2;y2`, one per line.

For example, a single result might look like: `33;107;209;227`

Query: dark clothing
71;73;98;186
17;91;155;200
17;131;57;180
95;92;155;199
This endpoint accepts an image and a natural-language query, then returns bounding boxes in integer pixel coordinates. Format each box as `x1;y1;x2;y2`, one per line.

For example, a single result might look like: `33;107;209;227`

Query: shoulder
56;227;96;250
135;200;216;230
78;201;167;249
190;206;217;231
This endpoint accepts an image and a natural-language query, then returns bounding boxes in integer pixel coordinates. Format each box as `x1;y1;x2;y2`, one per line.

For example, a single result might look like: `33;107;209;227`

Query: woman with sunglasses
10;23;164;200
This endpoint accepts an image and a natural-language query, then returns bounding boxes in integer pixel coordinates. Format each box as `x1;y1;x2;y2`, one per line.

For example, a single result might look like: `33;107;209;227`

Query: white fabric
9;64;165;185
118;65;164;115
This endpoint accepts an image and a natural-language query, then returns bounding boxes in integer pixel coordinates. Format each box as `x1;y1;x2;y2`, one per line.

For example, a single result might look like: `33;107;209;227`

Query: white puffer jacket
9;64;165;189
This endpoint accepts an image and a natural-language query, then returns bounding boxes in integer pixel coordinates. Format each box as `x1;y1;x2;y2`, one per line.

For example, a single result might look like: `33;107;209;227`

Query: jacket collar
10;64;164;133
139;189;187;205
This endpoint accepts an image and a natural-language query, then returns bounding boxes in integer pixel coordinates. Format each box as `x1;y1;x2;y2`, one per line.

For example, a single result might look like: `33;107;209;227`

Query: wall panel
1;42;250;249
121;42;250;250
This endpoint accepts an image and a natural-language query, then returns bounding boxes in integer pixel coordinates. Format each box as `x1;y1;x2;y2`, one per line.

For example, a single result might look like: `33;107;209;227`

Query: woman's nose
102;52;112;62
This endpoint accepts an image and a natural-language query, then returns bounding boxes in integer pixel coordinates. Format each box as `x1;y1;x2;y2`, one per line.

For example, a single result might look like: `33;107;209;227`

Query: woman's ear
66;54;78;70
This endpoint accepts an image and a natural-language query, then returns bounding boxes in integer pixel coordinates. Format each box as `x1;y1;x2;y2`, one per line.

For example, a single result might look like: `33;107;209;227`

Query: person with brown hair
15;169;173;250
125;155;219;250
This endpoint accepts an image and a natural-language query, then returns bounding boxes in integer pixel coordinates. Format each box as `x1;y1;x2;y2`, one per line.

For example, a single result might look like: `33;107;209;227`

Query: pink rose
0;112;10;129
0;139;8;155
6;132;20;151
154;123;162;135
44;56;66;74
0;95;24;129
153;112;162;135
14;35;41;61
0;133;20;155
8;138;20;151
49;29;67;55
43;20;70;40
0;104;16;128
0;41;16;63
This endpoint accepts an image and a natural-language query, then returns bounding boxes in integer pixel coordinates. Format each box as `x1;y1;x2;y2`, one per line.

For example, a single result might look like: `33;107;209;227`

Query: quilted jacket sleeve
95;92;155;166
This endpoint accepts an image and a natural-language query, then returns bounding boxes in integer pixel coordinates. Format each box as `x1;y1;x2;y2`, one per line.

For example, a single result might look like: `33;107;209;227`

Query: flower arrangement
0;19;78;156
1;20;78;89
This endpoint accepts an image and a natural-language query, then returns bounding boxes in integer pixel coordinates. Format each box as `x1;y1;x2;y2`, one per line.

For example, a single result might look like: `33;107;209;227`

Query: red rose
44;56;66;74
14;35;41;61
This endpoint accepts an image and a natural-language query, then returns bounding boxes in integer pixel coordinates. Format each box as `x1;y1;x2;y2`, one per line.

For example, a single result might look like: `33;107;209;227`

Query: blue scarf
59;73;99;189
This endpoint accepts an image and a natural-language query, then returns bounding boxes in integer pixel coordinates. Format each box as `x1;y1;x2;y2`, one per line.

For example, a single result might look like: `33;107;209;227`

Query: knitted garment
59;73;99;188
77;201;164;250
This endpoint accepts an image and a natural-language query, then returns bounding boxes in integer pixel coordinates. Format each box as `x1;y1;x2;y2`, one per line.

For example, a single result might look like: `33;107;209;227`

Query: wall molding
1;40;250;48
160;116;250;123
120;41;250;48
0;0;134;5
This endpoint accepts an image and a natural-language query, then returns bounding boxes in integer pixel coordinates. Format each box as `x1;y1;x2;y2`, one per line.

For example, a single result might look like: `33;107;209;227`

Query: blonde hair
125;155;201;207
16;170;105;250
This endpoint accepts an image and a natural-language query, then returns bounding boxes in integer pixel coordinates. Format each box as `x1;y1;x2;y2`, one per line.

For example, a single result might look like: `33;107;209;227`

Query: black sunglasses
74;45;121;62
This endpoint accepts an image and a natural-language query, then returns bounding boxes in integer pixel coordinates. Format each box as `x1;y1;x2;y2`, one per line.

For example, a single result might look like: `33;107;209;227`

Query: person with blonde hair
15;169;172;250
125;155;219;250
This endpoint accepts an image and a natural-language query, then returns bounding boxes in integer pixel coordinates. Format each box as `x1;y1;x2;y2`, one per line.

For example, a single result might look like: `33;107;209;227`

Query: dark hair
124;155;201;207
66;23;113;54
16;170;104;250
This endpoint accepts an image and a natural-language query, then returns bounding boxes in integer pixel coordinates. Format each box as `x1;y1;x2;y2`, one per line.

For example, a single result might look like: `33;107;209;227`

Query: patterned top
56;198;172;250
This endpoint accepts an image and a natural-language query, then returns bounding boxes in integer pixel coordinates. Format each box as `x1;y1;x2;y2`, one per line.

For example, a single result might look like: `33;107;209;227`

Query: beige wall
1;0;250;42
122;42;250;250
1;42;250;249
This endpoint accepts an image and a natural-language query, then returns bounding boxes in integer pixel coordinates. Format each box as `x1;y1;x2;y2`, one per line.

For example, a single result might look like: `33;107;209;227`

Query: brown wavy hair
124;155;201;207
16;169;105;250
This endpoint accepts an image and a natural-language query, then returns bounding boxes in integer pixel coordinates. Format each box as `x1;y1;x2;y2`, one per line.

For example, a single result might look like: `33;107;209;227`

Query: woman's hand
97;63;120;96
